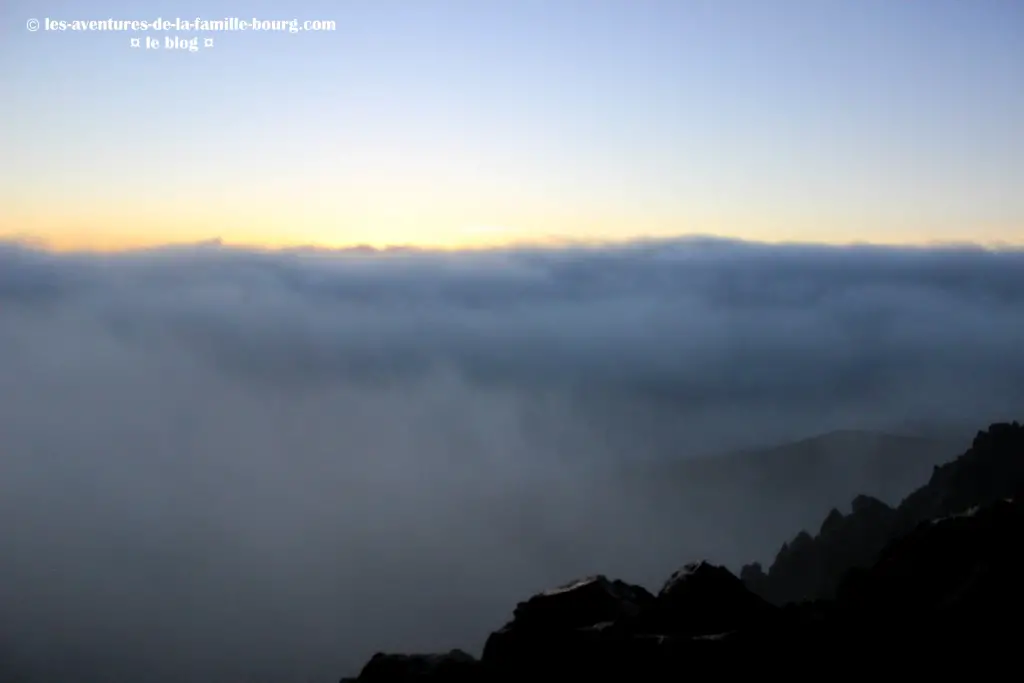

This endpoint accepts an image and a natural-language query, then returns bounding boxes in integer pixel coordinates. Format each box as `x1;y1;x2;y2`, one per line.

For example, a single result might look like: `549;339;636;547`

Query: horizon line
4;232;1024;256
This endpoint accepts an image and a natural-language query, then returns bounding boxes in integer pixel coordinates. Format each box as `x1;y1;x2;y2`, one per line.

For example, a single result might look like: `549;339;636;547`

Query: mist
1;237;1023;682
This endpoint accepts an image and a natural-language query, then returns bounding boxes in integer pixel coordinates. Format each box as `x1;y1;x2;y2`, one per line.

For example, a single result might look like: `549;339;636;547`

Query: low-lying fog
1;237;1022;682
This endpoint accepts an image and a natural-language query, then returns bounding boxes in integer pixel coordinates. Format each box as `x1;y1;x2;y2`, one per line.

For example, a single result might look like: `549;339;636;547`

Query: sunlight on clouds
2;193;1020;253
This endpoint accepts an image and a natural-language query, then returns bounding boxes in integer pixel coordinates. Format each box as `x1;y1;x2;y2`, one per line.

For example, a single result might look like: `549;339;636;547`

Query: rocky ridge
340;421;1024;681
740;420;1024;603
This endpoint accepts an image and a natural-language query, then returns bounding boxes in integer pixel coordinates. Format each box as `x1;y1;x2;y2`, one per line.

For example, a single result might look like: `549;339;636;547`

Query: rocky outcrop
479;561;784;680
339;421;1024;681
642;560;774;634
479;574;654;676
740;421;1024;604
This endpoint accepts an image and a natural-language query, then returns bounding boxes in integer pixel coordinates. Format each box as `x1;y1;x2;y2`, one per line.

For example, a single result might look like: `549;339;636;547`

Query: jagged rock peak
851;494;890;515
820;508;845;535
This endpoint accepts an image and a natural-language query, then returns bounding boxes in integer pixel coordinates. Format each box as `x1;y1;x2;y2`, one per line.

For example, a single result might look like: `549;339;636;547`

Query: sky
2;0;1022;250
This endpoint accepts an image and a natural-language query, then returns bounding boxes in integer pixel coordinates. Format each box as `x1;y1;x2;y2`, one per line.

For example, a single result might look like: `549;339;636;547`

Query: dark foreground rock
480;574;653;670
641;560;774;634
340;650;481;683
340;421;1024;681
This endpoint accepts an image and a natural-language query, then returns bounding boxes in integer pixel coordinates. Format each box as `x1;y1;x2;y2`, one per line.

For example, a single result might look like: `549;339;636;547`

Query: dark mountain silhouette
740;421;1024;604
339;421;1024;680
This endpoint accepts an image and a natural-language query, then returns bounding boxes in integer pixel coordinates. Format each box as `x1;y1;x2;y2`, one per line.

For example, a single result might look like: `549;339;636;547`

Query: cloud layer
1;237;1022;681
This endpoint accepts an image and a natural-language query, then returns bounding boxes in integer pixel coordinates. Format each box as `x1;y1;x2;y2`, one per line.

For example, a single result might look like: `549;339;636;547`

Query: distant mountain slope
622;430;965;565
690;429;961;499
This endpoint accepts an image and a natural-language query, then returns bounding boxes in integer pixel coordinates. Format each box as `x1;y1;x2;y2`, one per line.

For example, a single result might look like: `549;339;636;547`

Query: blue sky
2;0;1022;249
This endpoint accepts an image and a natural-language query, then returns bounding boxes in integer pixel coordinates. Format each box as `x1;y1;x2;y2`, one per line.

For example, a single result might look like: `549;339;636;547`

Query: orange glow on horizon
2;202;1021;254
